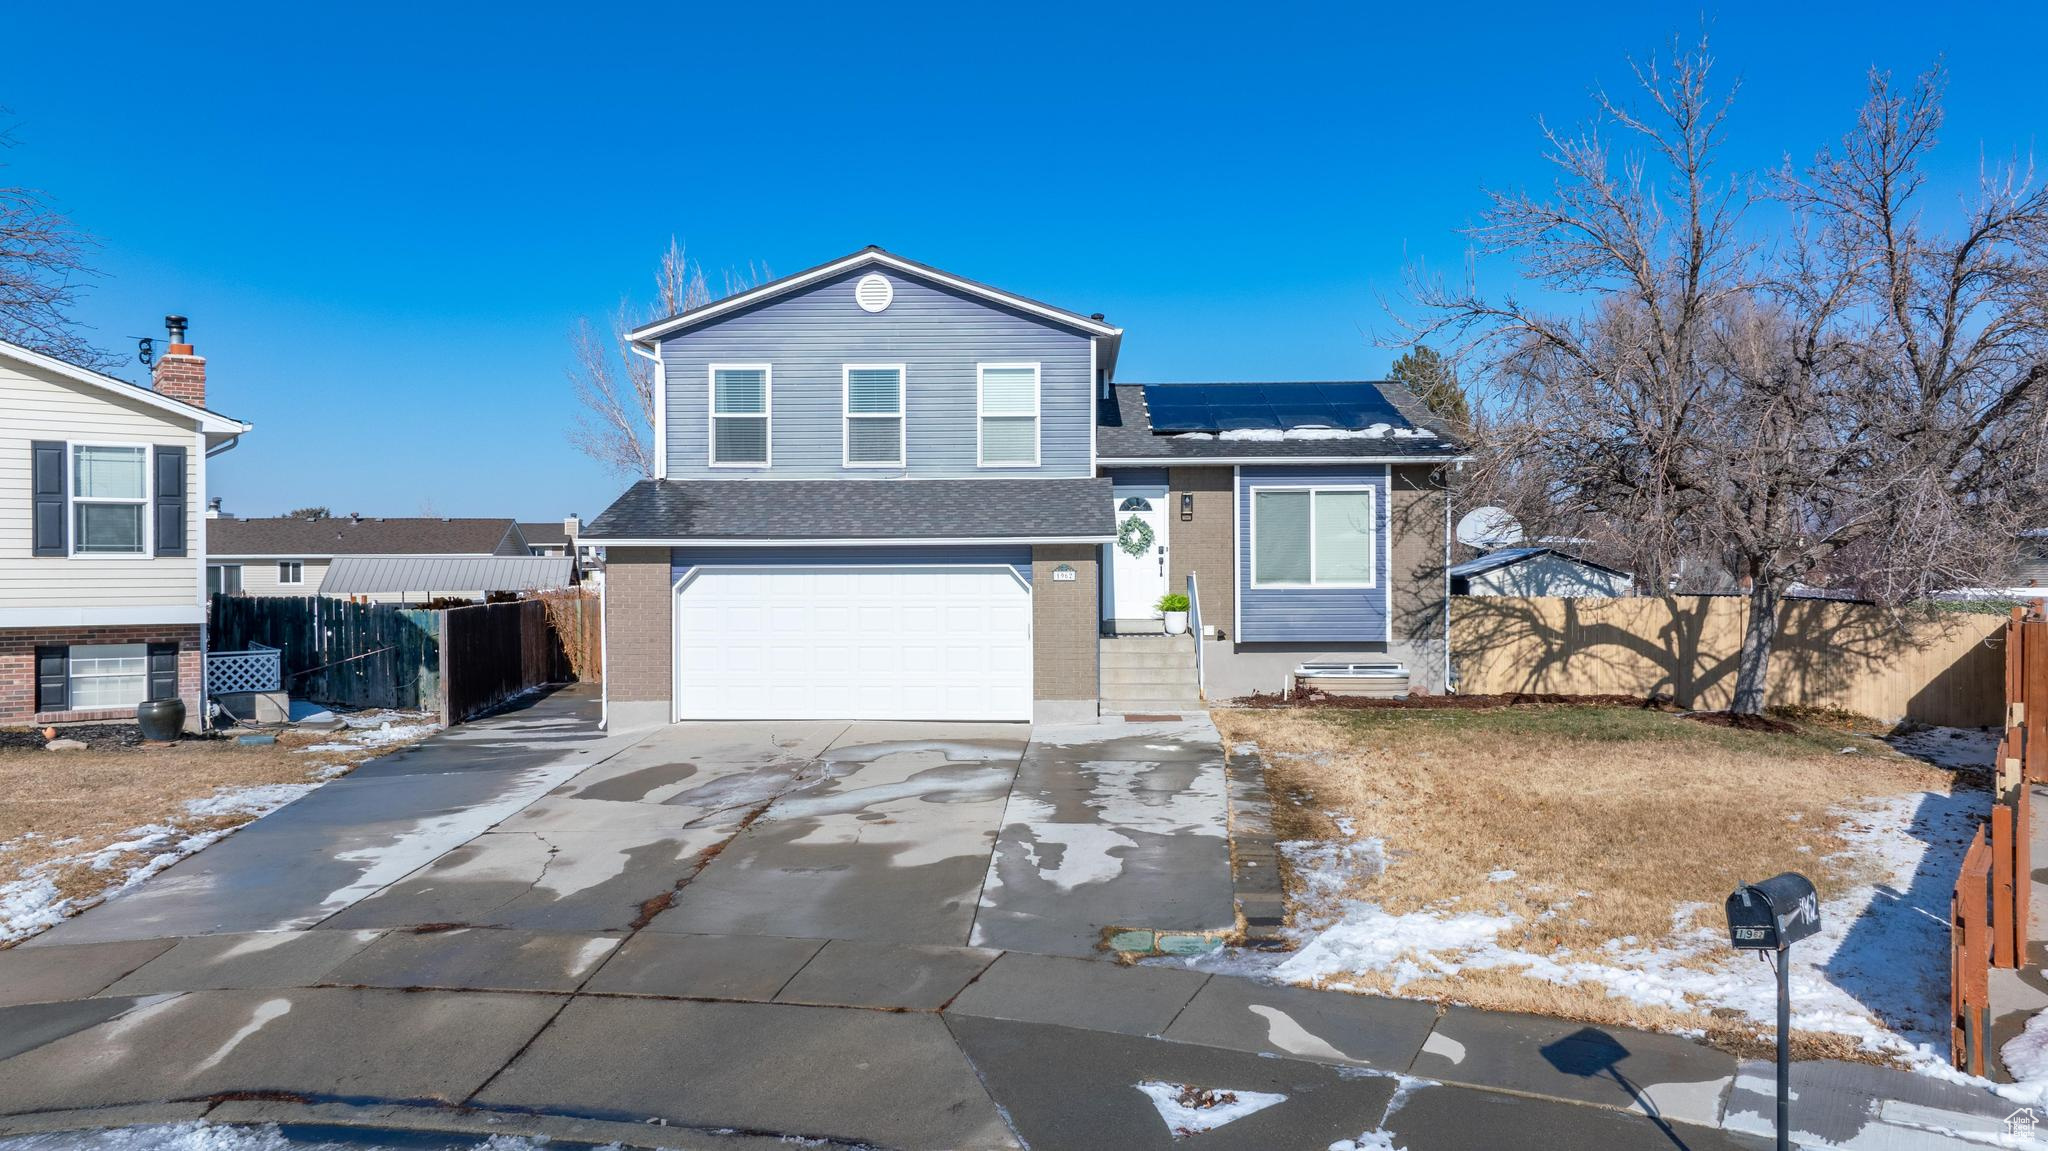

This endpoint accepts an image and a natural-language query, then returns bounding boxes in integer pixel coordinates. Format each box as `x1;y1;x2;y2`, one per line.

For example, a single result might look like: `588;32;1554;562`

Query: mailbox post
1725;872;1820;1151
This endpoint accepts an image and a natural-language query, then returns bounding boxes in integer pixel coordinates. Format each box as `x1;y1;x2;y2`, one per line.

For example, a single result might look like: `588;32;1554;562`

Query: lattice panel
207;649;281;695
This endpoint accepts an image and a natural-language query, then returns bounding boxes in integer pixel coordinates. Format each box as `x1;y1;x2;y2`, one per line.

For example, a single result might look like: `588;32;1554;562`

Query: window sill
34;707;150;724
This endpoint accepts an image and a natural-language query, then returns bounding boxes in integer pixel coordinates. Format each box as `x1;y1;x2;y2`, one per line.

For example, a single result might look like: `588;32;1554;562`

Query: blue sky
6;2;2042;521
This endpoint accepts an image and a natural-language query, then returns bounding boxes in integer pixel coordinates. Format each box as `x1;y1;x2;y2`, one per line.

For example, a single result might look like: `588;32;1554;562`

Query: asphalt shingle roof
583;478;1114;541
1097;382;1467;461
209;517;526;557
518;522;570;547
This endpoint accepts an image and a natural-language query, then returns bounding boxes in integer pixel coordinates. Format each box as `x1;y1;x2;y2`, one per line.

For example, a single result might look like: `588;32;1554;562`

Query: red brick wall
152;351;206;408
0;625;204;729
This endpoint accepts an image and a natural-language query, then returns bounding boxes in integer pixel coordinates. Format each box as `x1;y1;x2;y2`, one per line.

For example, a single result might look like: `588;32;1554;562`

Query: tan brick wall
1389;465;1450;691
604;548;673;704
1167;467;1235;635
1032;544;1098;700
0;624;203;727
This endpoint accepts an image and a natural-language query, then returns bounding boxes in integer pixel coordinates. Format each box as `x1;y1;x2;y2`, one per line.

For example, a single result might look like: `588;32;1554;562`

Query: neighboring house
0;325;252;729
583;247;1466;725
519;516;581;558
1450;547;1634;598
207;516;533;603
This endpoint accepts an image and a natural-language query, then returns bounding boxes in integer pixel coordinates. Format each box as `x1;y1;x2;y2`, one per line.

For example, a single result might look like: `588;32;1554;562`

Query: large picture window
977;363;1040;467
72;445;147;554
1250;486;1376;587
843;364;905;467
709;364;771;466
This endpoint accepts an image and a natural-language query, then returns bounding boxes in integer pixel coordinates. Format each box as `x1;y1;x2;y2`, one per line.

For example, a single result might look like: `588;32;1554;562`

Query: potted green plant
1156;592;1191;635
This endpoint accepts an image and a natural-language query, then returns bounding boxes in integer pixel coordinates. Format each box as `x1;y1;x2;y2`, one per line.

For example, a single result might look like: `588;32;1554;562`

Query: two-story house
0;324;251;730
582;248;1465;726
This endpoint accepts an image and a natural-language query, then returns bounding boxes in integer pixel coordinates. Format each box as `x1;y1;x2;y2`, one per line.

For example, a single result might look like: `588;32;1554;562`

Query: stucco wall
1031;543;1098;716
604;548;673;707
1166;467;1235;635
1388;464;1449;691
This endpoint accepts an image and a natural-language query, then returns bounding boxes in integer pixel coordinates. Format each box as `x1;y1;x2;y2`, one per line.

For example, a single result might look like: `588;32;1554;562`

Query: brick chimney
151;314;206;408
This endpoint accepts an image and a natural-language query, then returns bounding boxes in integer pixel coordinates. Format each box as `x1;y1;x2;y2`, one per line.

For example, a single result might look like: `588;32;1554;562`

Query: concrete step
1101;666;1200;689
1100;654;1197;669
1100;698;1206;714
1099;633;1196;647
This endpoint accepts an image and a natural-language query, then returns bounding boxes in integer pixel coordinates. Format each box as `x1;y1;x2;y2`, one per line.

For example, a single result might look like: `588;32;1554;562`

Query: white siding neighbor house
207;515;536;604
1450;547;1635;598
0;326;251;730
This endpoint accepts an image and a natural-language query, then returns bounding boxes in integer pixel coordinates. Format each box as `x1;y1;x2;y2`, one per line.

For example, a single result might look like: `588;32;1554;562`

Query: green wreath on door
1117;514;1156;559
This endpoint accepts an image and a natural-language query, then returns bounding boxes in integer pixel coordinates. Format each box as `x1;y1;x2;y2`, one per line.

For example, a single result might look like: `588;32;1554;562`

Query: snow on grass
0;710;439;945
1135;1081;1288;1138
1887;725;2002;771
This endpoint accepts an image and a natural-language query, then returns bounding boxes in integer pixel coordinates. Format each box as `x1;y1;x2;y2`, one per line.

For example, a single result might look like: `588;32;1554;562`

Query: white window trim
1247;484;1378;589
278;560;304;586
208;563;243;595
67;440;152;560
841;363;907;469
976;362;1042;469
707;362;773;469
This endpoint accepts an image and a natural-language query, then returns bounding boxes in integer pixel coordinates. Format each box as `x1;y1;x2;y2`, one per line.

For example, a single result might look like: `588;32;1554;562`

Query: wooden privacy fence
1952;605;2046;1074
210;593;600;723
210;596;441;711
440;600;571;723
1452;595;2007;726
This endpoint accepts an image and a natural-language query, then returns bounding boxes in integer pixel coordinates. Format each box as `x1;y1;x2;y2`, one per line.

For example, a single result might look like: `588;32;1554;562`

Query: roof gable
626;248;1121;346
0;337;250;435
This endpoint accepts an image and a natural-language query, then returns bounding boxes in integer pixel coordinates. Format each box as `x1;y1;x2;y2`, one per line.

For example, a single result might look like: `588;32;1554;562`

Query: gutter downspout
206;433;245;458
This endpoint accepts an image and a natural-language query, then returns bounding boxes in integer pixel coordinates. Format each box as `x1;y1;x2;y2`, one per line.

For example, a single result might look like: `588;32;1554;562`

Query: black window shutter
154;445;188;557
147;642;180;702
35;646;68;712
31;441;66;556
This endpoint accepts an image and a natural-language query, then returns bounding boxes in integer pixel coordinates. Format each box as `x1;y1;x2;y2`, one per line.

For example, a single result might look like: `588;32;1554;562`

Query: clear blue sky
7;3;2042;521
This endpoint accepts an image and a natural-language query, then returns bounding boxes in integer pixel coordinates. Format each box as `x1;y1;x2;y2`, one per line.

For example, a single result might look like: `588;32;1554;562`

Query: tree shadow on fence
1447;595;2003;724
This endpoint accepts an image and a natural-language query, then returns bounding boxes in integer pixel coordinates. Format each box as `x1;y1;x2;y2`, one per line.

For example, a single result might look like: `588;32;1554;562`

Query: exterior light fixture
1180;493;1194;521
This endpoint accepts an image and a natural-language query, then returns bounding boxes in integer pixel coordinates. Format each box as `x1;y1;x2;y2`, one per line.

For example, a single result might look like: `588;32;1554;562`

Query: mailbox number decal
1778;892;1819;934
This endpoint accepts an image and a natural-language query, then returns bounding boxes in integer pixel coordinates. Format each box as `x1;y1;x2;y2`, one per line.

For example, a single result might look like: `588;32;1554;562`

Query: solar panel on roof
1141;383;1413;433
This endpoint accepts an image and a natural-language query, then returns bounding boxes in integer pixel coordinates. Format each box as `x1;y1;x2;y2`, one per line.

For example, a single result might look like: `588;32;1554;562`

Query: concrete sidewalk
0;927;2035;1149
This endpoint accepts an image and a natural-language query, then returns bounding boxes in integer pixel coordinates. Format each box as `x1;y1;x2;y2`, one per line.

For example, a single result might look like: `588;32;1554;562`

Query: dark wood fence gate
210;596;441;710
439;600;571;723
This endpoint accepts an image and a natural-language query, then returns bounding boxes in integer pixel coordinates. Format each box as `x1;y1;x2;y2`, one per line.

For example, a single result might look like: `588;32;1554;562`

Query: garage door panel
677;565;1032;721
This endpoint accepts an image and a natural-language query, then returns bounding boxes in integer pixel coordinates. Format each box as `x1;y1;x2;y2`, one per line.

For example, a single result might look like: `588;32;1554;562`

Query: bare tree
568;240;768;478
1409;41;2048;715
0;115;116;370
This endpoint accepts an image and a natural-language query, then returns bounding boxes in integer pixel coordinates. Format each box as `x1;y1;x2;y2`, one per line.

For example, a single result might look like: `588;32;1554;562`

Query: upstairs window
710;364;771;466
1251;486;1376;587
844;365;906;467
278;560;304;585
73;445;148;554
978;363;1040;467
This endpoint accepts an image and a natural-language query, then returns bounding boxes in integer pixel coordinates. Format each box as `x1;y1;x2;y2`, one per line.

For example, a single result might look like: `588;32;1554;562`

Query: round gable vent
855;273;893;313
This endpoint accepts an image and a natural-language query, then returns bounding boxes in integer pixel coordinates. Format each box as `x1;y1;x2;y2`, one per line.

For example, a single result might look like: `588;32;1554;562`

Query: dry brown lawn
0;722;434;942
1212;703;1965;1054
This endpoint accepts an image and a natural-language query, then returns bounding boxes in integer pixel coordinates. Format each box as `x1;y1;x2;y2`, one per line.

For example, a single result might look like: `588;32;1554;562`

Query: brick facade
1167;467;1236;636
604;548;673;705
1389;464;1450;692
1031;544;1099;702
0;624;204;729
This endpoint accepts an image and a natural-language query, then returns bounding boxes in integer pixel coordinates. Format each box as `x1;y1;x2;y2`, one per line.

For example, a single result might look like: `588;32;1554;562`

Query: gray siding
1236;465;1389;643
671;544;1031;585
660;268;1094;479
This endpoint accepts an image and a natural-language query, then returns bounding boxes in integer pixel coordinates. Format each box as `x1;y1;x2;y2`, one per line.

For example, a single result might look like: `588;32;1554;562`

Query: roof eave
626;249;1120;346
0;338;251;434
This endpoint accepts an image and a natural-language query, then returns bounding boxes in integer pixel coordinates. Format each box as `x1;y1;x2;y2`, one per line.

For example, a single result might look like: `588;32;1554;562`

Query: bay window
1251;487;1377;587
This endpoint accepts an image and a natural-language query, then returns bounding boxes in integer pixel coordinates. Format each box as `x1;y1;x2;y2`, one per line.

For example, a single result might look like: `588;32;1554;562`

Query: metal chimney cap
164;315;189;342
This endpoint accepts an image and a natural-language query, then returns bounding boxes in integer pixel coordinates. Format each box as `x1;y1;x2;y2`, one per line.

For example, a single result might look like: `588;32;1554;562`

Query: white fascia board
0;605;207;628
206;551;502;561
627;251;1121;345
0;338;251;435
1105;450;1474;462
584;535;1115;548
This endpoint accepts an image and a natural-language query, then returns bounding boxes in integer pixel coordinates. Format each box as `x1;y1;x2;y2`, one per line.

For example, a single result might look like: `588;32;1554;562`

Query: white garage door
674;565;1033;721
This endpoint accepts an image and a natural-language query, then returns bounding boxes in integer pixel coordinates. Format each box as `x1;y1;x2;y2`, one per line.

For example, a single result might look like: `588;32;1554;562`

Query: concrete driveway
30;686;1238;956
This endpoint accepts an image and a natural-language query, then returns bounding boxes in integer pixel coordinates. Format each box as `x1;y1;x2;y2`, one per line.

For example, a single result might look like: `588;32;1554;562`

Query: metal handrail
1187;570;1204;700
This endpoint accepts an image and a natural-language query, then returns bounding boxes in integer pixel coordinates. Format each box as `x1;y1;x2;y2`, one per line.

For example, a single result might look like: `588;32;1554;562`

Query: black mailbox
1725;872;1820;950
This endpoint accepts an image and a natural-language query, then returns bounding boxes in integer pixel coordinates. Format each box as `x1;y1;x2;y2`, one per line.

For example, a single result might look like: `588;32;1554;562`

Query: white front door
1108;495;1170;625
674;565;1033;721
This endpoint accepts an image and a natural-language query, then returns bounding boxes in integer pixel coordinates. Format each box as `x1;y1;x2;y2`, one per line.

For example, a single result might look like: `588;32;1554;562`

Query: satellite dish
1456;507;1524;549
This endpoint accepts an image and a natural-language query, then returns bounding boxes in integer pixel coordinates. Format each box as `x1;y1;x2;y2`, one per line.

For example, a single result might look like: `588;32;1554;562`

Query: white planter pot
1162;611;1189;635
